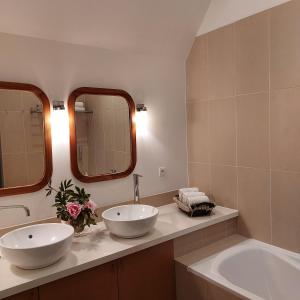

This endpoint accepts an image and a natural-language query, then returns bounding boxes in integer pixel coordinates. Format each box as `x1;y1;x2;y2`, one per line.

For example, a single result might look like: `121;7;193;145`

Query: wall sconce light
51;100;68;146
53;100;65;110
136;103;147;112
135;104;148;136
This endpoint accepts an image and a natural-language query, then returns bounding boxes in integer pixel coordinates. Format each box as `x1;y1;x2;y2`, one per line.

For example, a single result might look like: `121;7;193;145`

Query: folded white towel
179;187;199;197
75;102;85;107
180;191;206;203
75;107;86;112
182;195;210;206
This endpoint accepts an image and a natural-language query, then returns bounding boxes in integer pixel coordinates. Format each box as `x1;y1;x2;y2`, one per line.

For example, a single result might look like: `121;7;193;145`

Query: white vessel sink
0;223;74;269
102;204;158;238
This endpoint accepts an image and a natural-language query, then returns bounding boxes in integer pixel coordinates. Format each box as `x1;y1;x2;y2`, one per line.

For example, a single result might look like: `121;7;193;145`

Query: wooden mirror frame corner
0;81;53;197
68;87;137;183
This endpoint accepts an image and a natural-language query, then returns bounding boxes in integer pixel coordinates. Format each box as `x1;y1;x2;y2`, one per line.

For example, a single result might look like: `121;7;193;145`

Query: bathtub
188;238;300;300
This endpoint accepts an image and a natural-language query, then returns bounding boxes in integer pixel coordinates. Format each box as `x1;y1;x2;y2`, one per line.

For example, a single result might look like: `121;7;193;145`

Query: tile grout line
188;161;300;176
187;82;300;105
187;90;269;104
268;11;273;244
184;60;190;188
233;22;239;211
206;34;212;196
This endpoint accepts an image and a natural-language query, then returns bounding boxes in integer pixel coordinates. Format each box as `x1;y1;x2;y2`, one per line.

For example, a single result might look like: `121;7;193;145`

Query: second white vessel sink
102;204;158;238
0;223;74;269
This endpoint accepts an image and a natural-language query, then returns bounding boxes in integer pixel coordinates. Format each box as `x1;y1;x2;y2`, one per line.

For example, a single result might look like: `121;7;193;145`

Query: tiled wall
173;218;237;258
186;0;300;252
0;90;44;187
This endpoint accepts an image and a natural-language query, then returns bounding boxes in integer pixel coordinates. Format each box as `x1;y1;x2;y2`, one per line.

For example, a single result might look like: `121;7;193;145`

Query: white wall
0;32;188;228
197;0;291;35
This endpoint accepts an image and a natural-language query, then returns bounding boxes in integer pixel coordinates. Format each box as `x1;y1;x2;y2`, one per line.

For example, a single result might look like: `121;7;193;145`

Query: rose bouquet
46;179;98;235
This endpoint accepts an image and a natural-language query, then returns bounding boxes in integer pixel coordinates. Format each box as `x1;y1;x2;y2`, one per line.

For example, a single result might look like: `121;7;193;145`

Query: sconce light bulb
135;109;149;136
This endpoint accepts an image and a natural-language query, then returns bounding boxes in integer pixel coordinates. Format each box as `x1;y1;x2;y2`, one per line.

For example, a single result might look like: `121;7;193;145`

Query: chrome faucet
133;174;142;204
0;205;30;216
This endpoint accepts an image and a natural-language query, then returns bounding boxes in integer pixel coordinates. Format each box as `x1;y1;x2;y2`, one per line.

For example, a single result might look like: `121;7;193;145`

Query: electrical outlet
159;167;166;177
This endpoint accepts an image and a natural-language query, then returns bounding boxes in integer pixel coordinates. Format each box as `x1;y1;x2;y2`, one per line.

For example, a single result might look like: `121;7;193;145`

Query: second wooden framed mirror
68;87;137;182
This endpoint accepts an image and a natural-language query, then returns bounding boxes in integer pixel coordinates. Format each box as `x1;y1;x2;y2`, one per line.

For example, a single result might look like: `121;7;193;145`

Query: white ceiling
0;0;210;55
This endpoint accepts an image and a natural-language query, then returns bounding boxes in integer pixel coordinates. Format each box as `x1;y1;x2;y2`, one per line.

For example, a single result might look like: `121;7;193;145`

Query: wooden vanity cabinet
118;240;175;300
5;241;175;300
4;289;38;300
39;261;118;300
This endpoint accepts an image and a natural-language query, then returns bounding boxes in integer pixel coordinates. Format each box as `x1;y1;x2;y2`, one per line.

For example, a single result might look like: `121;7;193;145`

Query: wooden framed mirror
68;87;137;182
0;81;52;196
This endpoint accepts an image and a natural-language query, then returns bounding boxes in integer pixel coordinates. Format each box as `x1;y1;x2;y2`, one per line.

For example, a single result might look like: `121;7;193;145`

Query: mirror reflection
75;94;131;176
0;89;45;188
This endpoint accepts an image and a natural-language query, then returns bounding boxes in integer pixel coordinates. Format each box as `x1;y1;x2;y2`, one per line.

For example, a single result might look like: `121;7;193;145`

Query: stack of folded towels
178;187;210;209
75;101;86;112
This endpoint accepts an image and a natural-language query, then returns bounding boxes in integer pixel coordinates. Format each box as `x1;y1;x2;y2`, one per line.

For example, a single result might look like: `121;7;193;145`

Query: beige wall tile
236;11;269;95
186;1;300;252
271;171;300;252
226;218;238;236
237;93;269;169
186;35;210;101
22;91;41;111
270;87;300;172
208;24;235;99
174;219;237;258
24;111;45;153
2;111;26;154
237;167;271;242
201;220;233;246
27;152;45;184
75;114;89;141
209;98;236;165
114;107;128;152
114;151;130;173
187;101;209;163
2;153;28;187
188;163;210;195
141;191;176;207
271;0;300;89
211;164;237;208
0;90;22;111
174;230;204;258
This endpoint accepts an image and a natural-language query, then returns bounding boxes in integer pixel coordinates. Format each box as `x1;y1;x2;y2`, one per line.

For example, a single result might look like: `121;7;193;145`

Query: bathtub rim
186;237;300;300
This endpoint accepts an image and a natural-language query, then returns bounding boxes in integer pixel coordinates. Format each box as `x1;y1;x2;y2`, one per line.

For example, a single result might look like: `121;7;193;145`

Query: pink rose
84;200;97;213
66;203;81;219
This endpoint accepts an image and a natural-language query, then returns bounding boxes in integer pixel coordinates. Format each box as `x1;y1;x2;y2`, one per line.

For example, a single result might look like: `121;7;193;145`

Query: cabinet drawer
39;262;118;300
3;289;38;300
118;241;176;300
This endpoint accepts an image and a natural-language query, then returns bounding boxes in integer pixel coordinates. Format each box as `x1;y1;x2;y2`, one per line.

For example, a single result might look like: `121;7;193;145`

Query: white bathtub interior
188;238;300;300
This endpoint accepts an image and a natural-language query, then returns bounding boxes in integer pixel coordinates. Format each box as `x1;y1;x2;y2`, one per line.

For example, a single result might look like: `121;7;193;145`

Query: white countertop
0;203;238;299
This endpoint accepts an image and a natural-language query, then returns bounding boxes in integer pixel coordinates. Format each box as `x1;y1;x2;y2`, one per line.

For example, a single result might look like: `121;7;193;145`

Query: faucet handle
133;173;143;178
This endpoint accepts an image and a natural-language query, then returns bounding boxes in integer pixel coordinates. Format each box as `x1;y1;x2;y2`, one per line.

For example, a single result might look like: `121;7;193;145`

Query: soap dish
173;195;215;217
